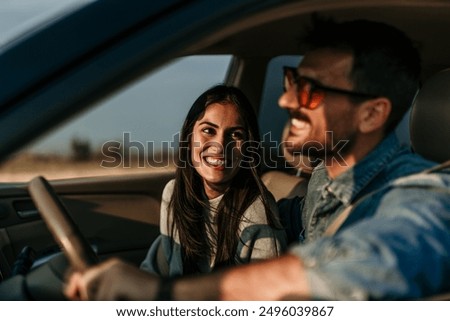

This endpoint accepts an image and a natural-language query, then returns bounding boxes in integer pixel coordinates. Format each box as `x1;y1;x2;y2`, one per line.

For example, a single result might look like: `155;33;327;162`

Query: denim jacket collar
321;132;403;206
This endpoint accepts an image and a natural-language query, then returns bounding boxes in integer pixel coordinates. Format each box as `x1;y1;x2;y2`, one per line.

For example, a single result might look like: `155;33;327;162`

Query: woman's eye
202;127;215;135
231;131;245;140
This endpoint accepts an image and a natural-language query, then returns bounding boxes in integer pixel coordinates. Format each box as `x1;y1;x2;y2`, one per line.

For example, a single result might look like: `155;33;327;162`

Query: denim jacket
284;133;450;299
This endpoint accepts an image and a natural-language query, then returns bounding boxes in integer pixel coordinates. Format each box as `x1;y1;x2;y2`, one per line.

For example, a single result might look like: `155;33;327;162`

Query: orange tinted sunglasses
283;66;377;109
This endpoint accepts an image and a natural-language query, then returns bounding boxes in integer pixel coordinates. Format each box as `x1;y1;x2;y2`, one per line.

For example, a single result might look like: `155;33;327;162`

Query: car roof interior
191;1;450;79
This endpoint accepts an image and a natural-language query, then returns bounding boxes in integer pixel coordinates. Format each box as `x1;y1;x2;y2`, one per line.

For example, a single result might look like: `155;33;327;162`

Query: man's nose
278;86;299;111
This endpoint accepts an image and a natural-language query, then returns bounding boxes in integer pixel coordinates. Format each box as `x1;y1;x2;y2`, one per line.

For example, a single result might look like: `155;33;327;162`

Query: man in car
65;18;450;300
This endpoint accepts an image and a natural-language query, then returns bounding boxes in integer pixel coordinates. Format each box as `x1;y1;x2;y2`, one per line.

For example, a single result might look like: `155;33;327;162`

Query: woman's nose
208;136;225;153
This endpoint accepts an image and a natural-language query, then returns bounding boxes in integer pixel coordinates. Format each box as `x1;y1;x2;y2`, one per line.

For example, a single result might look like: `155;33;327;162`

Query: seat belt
156;241;170;276
324;161;450;237
422;159;450;173
323;204;355;236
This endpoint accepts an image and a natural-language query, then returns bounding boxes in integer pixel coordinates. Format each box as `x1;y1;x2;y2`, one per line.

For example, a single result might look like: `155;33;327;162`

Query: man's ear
357;97;391;133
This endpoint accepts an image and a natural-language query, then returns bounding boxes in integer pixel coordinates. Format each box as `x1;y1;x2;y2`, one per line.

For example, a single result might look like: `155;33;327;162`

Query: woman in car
140;84;287;276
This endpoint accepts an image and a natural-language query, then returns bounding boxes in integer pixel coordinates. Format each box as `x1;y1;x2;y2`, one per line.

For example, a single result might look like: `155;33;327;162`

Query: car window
0;55;232;182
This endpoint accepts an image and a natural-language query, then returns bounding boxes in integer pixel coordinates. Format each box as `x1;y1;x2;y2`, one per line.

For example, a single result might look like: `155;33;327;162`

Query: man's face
278;48;361;162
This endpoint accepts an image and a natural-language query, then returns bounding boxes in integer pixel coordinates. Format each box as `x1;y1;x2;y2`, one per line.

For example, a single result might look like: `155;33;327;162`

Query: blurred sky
0;0;231;155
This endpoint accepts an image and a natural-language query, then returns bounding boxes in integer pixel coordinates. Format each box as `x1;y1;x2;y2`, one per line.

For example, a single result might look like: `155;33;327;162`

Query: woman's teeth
205;157;225;166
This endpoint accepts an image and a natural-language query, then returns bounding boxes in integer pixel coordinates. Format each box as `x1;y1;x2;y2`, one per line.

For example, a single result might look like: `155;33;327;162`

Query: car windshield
0;0;95;48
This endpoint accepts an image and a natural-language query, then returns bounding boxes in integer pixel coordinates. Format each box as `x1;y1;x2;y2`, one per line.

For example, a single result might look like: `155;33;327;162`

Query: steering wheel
28;176;98;272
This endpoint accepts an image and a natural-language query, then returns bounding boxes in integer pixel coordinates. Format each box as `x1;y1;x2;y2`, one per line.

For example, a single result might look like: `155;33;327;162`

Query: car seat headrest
410;69;450;163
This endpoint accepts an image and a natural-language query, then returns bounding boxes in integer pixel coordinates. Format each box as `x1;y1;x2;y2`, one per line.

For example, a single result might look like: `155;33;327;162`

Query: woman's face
190;102;246;199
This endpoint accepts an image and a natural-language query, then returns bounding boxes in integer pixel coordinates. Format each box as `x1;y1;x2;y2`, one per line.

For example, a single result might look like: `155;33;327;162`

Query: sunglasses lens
297;78;325;109
309;90;325;109
283;68;326;109
297;78;310;108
